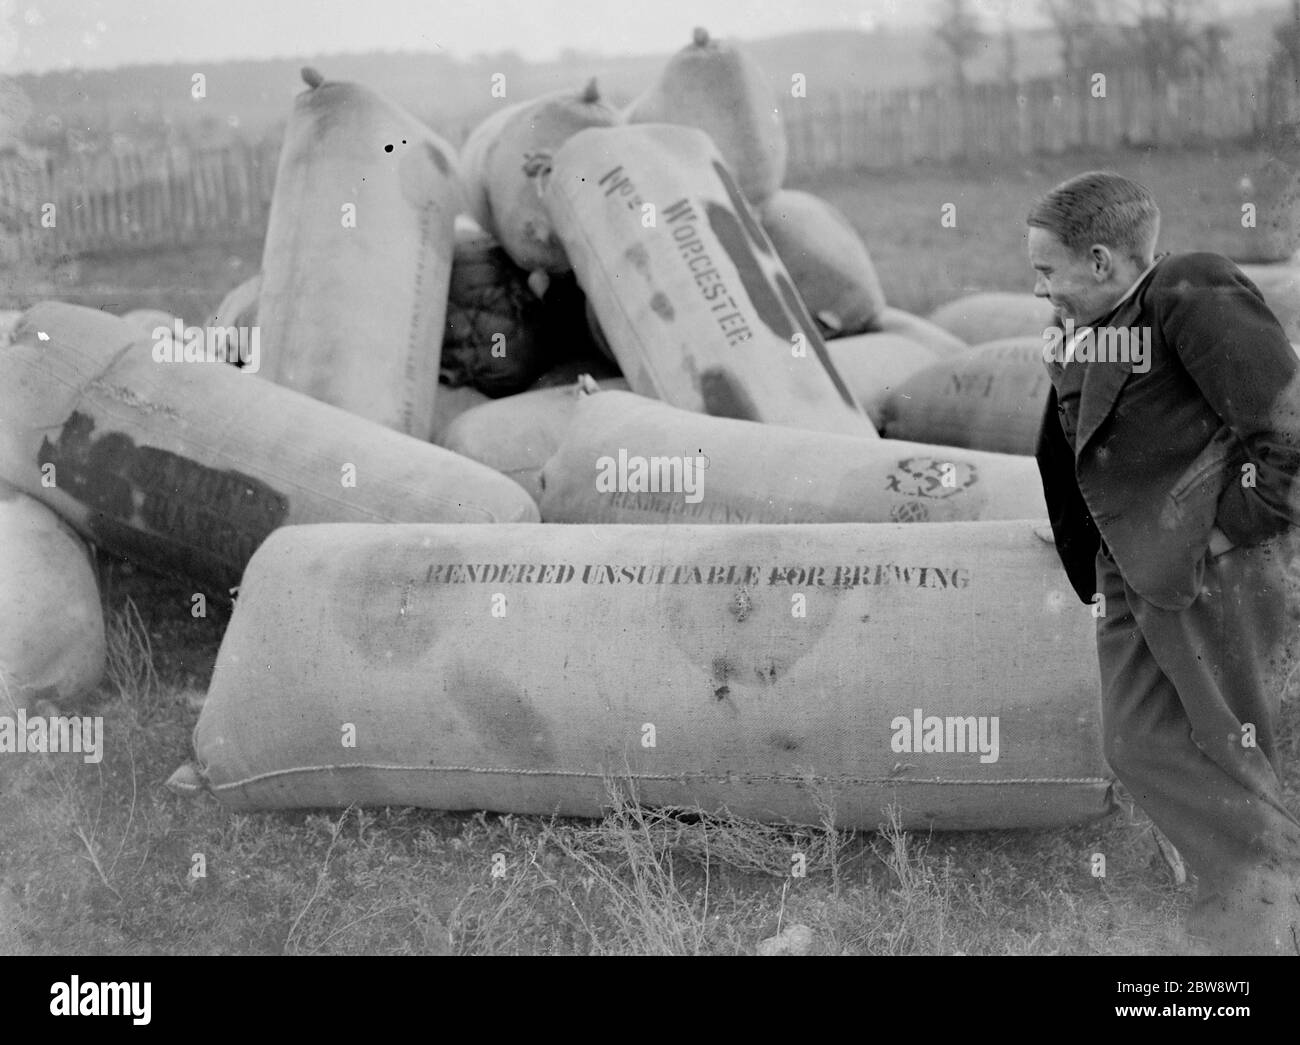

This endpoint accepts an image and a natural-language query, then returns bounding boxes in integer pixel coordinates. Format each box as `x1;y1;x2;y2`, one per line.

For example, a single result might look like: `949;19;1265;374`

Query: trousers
1094;538;1300;954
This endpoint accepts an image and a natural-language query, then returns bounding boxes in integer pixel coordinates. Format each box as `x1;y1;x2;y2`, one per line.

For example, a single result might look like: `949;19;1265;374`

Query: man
1029;170;1300;955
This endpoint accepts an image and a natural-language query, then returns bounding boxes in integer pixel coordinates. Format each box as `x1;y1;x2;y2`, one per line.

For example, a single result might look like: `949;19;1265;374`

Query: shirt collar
1111;252;1166;311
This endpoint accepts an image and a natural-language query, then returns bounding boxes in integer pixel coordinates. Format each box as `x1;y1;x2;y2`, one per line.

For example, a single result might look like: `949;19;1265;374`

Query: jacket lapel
1073;262;1163;455
1074;339;1134;453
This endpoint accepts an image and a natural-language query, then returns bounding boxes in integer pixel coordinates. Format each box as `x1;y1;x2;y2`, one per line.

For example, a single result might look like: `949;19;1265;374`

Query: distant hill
5;5;1291;153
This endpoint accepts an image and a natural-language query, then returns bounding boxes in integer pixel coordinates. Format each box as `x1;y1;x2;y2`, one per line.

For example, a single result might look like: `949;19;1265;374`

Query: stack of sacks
142;54;1111;832
623;27;885;338
180;519;1112;831
538;389;1045;524
0;480;105;712
879;338;1051;456
0;303;538;594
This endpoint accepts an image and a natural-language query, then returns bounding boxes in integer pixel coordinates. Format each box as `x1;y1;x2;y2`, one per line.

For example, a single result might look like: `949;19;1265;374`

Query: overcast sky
0;0;1278;74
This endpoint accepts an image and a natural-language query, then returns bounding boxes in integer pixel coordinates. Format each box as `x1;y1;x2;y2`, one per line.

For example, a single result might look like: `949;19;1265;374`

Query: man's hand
1208;525;1235;558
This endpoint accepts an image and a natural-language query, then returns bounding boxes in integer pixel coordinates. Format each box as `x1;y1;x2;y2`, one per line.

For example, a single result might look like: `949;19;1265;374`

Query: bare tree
1040;0;1110;82
932;0;985;89
1266;0;1300;142
1273;0;1300;82
1120;0;1227;84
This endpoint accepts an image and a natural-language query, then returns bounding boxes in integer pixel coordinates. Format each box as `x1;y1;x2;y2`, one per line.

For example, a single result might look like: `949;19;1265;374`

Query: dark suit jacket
1035;252;1300;610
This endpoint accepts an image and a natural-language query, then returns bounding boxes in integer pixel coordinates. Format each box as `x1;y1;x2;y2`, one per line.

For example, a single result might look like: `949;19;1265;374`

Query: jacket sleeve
1035;386;1100;604
1158;254;1300;546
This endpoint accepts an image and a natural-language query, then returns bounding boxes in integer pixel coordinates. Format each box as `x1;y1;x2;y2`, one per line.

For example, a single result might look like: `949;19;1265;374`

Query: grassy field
2;142;1298;957
799;143;1283;317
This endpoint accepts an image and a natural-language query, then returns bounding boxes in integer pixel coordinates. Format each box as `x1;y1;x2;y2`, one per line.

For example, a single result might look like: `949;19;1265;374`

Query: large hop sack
544;123;872;437
441;218;548;397
258;67;462;439
0;481;105;711
880;338;1051;456
538;389;1044;524
927;292;1057;346
760;189;886;336
826;333;939;429
460;78;619;274
870;306;969;359
625;26;786;206
441;377;630;504
187;519;1112;831
0;303;538;593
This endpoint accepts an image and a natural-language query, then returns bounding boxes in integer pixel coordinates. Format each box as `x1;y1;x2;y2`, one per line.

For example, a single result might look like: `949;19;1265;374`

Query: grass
2;142;1298;956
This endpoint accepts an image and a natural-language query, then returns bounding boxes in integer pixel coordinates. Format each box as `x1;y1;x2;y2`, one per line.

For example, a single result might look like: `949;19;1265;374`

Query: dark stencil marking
649;292;675;321
699;367;759;421
624;243;651;274
885;457;979;500
704;200;794;342
38;412;289;590
710;160;772;257
890;501;931;523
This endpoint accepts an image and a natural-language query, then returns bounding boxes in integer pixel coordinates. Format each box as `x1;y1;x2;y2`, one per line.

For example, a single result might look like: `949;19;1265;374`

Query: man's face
1027;226;1115;326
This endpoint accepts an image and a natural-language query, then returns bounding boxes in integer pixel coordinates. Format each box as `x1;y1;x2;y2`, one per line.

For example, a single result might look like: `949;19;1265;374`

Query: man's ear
1089;244;1114;281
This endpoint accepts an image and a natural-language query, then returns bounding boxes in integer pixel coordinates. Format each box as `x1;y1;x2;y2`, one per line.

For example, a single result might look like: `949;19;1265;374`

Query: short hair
1027;171;1160;265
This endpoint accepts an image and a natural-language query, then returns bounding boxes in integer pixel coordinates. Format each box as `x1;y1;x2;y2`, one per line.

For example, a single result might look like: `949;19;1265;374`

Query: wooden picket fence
0;138;282;265
1;62;1296;264
783;65;1288;174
